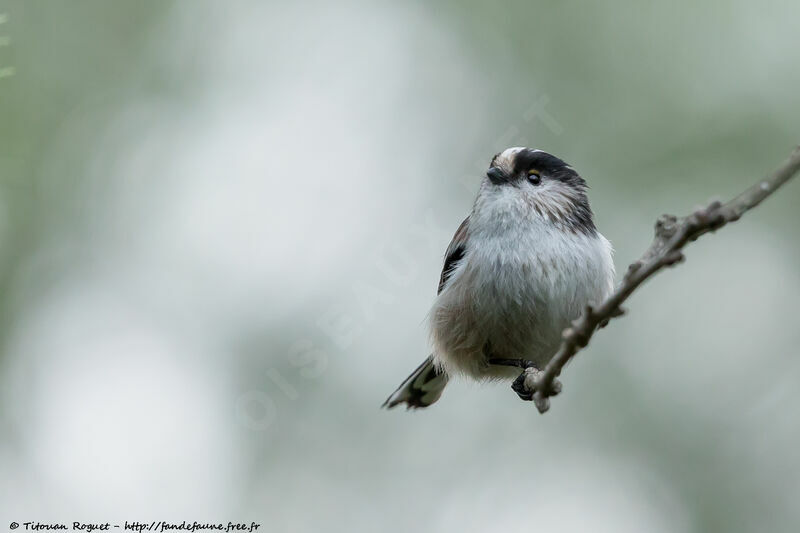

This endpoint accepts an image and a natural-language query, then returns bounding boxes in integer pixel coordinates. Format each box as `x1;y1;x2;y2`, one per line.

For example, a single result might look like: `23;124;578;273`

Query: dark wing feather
381;355;446;409
382;218;468;410
438;217;469;294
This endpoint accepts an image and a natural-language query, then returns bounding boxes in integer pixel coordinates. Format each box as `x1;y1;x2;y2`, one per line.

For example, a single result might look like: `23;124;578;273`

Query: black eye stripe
513;149;568;174
511;149;588;188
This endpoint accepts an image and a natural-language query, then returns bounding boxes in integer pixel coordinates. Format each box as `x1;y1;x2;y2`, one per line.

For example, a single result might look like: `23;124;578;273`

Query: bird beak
486;167;509;185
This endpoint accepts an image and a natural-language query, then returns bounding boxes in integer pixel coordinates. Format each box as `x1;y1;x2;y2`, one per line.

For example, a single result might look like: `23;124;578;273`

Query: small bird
383;147;615;409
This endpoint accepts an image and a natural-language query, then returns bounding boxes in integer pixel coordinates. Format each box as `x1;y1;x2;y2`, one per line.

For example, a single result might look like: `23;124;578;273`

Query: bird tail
382;355;449;409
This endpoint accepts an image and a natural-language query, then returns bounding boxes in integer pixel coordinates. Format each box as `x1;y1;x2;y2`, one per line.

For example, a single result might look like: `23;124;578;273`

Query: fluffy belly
431;267;562;379
430;233;612;380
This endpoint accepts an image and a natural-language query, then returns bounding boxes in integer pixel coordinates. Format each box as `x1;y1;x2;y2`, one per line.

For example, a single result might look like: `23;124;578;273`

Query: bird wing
382;219;467;410
437;216;469;294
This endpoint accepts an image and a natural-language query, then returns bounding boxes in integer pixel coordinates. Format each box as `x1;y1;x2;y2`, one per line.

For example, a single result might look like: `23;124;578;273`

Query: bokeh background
1;1;799;531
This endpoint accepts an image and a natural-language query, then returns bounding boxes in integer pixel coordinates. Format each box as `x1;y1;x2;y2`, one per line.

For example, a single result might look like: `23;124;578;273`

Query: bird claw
511;367;562;405
511;372;534;401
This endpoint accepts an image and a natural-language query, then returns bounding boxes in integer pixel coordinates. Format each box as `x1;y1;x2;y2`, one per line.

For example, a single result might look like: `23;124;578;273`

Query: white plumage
431;179;614;379
384;147;615;409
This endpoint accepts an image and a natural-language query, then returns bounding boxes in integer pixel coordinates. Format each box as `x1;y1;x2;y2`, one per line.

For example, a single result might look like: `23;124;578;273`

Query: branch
525;145;800;413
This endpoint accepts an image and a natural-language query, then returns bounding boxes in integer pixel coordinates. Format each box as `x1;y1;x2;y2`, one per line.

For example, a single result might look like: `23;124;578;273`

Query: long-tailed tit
383;147;615;409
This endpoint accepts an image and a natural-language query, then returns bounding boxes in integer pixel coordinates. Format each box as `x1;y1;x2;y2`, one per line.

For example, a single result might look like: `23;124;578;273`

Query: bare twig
524;145;800;413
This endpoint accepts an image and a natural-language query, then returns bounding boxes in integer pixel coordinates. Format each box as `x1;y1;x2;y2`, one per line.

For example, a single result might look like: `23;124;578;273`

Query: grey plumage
383;147;615;409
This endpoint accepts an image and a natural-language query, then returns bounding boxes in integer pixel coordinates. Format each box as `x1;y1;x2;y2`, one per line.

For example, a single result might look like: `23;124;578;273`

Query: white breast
429;185;614;380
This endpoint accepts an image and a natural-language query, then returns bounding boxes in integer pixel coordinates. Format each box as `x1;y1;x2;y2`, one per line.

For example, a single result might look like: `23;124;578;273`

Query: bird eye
527;170;541;185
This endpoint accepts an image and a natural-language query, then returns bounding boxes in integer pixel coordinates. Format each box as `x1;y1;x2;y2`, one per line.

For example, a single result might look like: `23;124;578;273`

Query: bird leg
488;358;536;369
489;358;540;402
489;358;562;403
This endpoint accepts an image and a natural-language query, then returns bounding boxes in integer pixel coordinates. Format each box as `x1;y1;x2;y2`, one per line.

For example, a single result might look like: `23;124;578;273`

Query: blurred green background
1;1;799;531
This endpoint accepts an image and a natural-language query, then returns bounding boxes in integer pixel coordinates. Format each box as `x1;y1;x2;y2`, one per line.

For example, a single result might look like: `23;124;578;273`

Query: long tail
382;355;449;409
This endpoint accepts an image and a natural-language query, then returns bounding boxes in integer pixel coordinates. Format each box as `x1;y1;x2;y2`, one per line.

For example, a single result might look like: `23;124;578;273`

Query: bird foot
512;367;562;411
